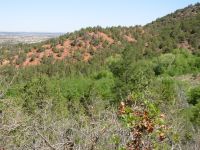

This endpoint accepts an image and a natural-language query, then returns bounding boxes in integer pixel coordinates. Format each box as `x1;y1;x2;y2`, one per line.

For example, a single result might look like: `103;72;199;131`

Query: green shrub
52;47;59;53
190;102;200;126
22;76;49;114
188;86;200;105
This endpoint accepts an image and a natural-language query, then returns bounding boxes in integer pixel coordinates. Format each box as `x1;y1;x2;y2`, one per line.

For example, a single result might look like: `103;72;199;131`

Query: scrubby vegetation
0;3;200;150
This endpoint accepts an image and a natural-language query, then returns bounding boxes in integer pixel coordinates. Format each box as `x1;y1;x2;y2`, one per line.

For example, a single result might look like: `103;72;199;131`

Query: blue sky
0;0;199;33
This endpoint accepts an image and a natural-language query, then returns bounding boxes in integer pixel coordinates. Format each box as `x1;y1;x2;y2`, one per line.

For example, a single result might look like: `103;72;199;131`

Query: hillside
1;3;200;150
0;4;200;68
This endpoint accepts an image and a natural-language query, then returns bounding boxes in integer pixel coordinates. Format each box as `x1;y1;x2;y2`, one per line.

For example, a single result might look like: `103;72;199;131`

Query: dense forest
1;3;200;150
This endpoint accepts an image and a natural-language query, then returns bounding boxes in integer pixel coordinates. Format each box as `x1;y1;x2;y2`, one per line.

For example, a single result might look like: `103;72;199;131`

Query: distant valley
0;32;62;45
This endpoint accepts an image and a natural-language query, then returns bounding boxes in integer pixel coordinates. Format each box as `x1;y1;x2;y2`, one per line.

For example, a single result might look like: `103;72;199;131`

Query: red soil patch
124;35;137;42
178;41;193;51
37;52;45;59
1;59;10;65
2;33;114;67
27;49;37;57
20;45;71;66
97;32;114;43
42;44;51;49
44;49;54;57
63;40;72;48
61;48;69;58
56;44;64;50
83;52;91;62
88;32;114;44
23;57;41;67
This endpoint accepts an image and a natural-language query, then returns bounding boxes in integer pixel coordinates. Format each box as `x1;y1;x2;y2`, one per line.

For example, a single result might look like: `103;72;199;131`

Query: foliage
118;93;169;149
188;86;200;105
22;76;49;114
1;3;200;149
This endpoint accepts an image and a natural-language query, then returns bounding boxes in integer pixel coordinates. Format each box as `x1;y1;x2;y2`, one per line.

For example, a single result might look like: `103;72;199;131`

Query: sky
0;0;199;33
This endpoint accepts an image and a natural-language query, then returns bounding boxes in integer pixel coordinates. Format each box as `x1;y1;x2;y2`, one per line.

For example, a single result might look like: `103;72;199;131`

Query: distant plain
0;32;62;44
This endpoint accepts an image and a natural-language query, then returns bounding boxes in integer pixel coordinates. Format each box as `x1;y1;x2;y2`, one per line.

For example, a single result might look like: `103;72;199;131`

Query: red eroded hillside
0;30;138;67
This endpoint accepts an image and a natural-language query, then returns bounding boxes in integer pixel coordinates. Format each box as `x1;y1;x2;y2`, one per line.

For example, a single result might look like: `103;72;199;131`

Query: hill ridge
0;3;200;67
